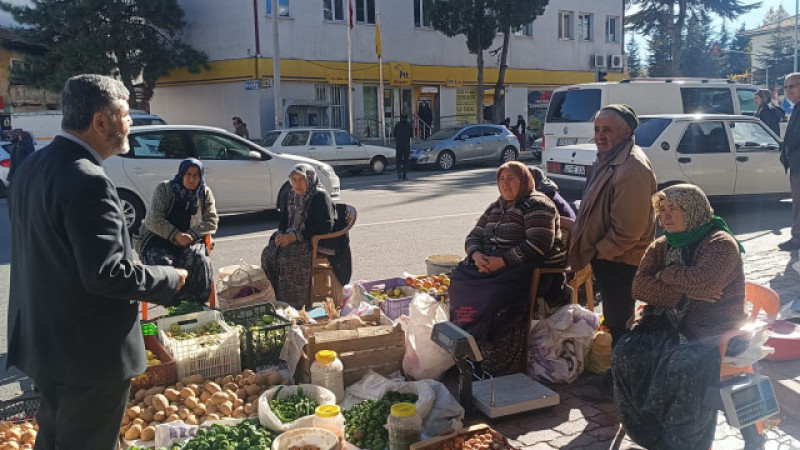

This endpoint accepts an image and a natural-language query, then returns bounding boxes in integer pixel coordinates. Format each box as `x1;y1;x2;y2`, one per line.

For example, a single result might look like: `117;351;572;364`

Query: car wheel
118;190;145;234
436;151;455;170
277;183;291;212
370;156;387;175
501;146;518;163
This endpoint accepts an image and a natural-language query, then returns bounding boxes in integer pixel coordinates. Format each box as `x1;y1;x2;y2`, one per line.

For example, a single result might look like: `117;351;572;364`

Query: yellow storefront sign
390;62;411;86
325;72;349;85
456;88;477;124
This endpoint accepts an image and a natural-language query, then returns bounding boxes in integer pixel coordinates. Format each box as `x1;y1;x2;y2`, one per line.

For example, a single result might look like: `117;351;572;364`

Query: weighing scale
431;322;560;418
719;374;780;429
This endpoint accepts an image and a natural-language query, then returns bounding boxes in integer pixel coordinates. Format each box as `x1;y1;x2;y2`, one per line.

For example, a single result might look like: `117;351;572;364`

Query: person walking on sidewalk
394;114;412;180
7;74;188;450
569;104;657;347
232;116;249;139
779;73;800;251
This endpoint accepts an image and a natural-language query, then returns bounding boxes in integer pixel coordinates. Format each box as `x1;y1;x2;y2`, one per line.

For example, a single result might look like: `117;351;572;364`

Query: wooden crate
296;312;405;386
410;424;517;450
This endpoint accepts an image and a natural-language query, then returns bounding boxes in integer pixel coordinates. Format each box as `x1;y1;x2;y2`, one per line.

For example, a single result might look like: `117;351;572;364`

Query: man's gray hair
61;74;129;132
786;72;800;82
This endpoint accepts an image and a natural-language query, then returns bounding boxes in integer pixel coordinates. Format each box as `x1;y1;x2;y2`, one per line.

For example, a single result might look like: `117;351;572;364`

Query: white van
542;79;760;156
11;109;165;146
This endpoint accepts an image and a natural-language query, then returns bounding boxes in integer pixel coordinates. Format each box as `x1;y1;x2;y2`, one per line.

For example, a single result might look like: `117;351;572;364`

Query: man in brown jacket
569;104;656;347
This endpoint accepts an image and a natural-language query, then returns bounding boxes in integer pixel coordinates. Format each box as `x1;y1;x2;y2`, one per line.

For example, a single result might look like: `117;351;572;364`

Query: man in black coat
780;73;800;251
7;74;188;450
418;101;433;139
7;129;35;183
394;114;412;181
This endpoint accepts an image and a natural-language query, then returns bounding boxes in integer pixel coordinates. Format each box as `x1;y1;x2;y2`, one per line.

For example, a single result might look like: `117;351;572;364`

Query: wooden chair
141;234;216;320
309;204;357;309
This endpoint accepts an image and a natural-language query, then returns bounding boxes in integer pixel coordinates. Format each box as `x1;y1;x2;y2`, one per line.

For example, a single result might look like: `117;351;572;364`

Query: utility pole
795;0;798;72
272;0;283;129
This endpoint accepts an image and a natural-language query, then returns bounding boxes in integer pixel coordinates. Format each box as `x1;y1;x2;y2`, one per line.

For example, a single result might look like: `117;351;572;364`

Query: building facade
152;0;625;139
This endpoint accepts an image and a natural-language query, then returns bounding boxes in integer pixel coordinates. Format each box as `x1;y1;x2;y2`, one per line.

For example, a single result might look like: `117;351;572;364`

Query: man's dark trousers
590;258;638;346
397;149;410;180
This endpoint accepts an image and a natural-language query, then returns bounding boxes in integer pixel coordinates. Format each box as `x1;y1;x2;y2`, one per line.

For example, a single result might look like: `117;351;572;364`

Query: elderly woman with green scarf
261;164;336;308
612;184;746;449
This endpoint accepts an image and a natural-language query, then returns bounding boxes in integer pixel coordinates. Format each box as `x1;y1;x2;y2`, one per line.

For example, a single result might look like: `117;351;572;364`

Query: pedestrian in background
7;74;187;450
754;89;783;136
500;117;511;129
394;114;412;181
780;73;800;251
515;114;527;152
7;128;35;184
232;116;249;139
418;101;433;139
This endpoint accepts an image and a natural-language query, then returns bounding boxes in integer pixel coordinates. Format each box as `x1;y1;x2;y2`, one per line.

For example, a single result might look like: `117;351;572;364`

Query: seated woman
449;161;566;376
136;158;218;305
613;184;746;449
261;164;336;309
528;166;576;219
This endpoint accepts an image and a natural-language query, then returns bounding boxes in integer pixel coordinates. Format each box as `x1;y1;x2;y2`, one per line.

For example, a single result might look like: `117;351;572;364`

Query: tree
431;0;496;123
727;24;751;77
647;20;675;77
757;21;794;88
626;39;644;78
0;0;208;109
489;0;549;123
627;0;759;76
681;14;717;77
762;5;789;26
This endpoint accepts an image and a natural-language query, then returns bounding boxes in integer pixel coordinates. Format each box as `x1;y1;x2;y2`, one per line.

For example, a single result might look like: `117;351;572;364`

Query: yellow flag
375;20;382;58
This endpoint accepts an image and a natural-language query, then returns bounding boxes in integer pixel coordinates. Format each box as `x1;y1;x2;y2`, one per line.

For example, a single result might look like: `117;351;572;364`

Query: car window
546;89;602;123
334;131;358;145
192;132;251;160
481;126;503;136
634;118;671;147
128;132;190;159
131;118;167;126
677;121;730;154
428;128;459;140
310;131;332;146
736;88;757;116
458;127;482;140
261;131;282;147
282;131;310;147
730;121;781;152
681;88;734;114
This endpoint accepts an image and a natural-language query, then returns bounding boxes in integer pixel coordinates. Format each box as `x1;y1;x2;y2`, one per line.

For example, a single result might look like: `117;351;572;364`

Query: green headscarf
654;184;744;253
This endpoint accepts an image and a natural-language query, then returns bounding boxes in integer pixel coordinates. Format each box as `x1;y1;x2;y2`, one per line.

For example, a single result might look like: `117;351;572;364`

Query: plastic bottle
313;404;345;441
387;402;422;450
310;350;345;403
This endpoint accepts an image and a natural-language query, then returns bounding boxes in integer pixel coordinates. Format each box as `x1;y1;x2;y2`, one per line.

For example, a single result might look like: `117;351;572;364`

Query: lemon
147;359;161;366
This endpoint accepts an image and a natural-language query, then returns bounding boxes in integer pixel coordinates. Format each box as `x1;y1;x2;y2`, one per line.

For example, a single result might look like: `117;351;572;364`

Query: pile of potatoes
0;421;37;450
121;369;289;442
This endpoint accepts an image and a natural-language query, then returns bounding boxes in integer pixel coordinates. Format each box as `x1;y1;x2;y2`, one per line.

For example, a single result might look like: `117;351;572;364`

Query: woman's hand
472;251;489;271
478;256;506;274
275;233;298;247
174;232;194;247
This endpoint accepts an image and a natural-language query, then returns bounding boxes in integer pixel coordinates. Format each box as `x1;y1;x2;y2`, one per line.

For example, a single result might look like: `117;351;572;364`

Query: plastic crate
156;310;241;380
131;335;177;394
0;392;39;423
222;302;291;370
360;277;415;320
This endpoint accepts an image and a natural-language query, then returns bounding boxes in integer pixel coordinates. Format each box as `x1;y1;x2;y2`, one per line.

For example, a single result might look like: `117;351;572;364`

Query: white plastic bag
723;326;775;367
528;304;598;383
153;418;243;449
258;384;336;432
401;293;454;380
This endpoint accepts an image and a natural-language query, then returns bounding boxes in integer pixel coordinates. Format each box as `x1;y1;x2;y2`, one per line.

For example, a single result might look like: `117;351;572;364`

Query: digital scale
719;374;780;429
431;322;560;418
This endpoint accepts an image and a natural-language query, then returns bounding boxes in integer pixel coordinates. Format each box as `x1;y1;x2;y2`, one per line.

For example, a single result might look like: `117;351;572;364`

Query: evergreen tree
712;22;731;78
762;5;789;26
727;24;751;77
626;39;644;78
0;0;208;109
648;21;674;77
757;22;794;88
681;14;717;77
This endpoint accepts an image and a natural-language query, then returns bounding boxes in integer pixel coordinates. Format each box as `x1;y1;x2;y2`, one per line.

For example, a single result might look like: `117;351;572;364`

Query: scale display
720;374;779;428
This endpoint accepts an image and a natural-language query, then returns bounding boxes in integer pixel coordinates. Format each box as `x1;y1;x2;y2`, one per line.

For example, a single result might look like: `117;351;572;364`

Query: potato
175;382;185;390
233;398;244;409
179;387;194;399
267;371;282;386
143;395;154;407
243;369;255;377
119;425;129;437
153;411;166;422
184;396;199;410
132;418;146;427
188;384;202;396
214;376;225;385
124;423;142;440
236;388;247;399
139;408;155;423
184;415;198;425
280;377;292;385
141;425;156;441
244;384;260;396
166;404;179;416
20;429;35;445
205;413;220;421
134;389;147;402
146;386;165;396
207;404;218;414
237;375;248;387
165;414;181;423
232;406;247;418
218;401;233;416
178;407;191;420
222;374;235;385
126;405;141;419
223;389;237;400
209;392;229;405
199;391;212;403
152;394;169;412
244;403;253;415
164;388;181;402
223;382;238;392
246;394;260;404
204;382;222;394
181;374;205;385
122;415;131;426
192;404;207;416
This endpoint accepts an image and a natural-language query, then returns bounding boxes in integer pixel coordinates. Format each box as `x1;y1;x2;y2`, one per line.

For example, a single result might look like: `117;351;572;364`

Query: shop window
266;0;289;17
514;22;533;37
605;16;618;42
414;0;435;28
355;0;375;24
10;59;30;85
324;0;344;21
578;13;592;41
558;11;573;40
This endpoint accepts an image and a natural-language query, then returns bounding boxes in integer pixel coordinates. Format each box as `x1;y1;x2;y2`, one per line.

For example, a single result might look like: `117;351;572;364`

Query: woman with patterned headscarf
612;183;746;449
448;161;568;375
261;163;335;308
135;158;218;305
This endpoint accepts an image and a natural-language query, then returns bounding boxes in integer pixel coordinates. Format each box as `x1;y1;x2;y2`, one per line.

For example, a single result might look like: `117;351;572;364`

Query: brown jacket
569;140;657;270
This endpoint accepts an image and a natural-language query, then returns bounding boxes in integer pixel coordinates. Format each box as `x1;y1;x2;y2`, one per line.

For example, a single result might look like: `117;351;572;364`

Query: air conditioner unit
609;54;624;69
591;54;606;68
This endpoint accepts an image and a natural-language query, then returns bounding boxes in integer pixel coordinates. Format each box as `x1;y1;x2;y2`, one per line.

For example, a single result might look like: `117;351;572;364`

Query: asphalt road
0;158;795;399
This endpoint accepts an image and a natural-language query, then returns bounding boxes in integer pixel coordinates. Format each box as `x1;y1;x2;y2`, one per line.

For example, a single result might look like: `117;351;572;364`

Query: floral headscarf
286;163;326;235
170;158;205;217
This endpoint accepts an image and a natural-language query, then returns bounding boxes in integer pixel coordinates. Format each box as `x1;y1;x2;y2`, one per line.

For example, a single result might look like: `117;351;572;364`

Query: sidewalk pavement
477;243;800;449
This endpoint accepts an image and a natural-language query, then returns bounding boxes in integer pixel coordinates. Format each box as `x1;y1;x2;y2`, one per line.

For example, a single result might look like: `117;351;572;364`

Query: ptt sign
390;62;412;86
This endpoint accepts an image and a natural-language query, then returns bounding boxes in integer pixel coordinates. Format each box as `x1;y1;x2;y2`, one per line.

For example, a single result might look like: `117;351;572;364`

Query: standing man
232;116;249;139
570;104;656;347
7;74;188;450
394;113;412;181
418;101;433;139
7;129;35;184
779;73;800;251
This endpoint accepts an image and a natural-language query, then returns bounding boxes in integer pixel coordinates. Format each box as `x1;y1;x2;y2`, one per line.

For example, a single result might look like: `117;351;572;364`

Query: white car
109;125;340;232
261;128;395;175
543;114;789;200
0;142;10;194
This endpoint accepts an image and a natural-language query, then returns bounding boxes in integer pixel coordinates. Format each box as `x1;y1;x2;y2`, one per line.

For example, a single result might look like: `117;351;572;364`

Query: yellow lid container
315;404;341;418
390;402;417;418
315;350;337;364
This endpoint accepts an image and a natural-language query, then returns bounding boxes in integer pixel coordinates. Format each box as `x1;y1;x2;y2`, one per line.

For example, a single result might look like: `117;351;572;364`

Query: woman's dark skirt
142;240;213;305
261;236;313;309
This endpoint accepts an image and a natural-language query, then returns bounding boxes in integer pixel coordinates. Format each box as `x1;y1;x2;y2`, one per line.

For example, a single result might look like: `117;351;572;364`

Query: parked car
410;124;520;170
528;137;543;159
11;109;166;147
543;114;789;200
107;125;340;232
0;142;10;195
260;128;395;174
